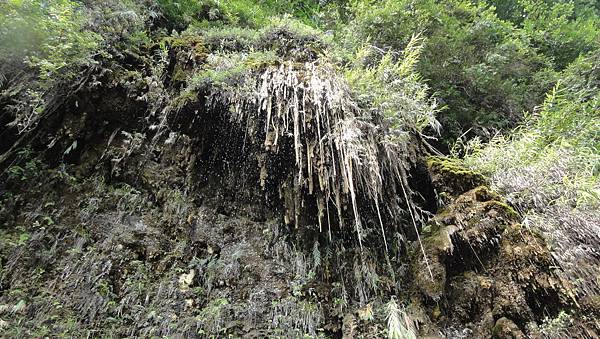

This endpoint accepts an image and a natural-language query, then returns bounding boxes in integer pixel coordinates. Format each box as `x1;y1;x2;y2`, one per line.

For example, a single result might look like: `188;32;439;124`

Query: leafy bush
520;0;600;69
345;36;439;133
0;1;102;133
462;50;600;304
155;0;322;30
339;0;599;144
0;0;101;83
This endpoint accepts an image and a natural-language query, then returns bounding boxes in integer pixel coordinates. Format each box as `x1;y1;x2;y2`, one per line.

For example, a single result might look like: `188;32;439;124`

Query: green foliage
0;0;101;82
459;49;599;309
1;0;101;132
0;0;154;133
340;0;599;143
193;17;327;58
190;51;276;86
520;0;600;69
156;0;322;30
464;50;600;177
347;0;534;139
155;0;212;28
6;149;44;183
345;36;439;133
3;0;597;143
461;51;599;265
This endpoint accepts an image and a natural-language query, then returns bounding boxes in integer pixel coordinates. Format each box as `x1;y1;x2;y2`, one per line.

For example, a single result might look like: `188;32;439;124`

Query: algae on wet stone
427;156;486;199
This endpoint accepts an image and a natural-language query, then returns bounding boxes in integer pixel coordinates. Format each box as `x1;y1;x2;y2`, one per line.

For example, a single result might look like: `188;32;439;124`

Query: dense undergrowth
1;0;599;337
462;49;600;308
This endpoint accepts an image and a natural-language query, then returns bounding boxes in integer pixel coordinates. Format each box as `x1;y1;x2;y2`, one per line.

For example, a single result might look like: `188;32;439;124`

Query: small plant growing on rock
386;298;416;339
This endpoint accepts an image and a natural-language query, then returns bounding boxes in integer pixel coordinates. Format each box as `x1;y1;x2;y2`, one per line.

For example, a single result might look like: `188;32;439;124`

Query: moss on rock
427;156;486;199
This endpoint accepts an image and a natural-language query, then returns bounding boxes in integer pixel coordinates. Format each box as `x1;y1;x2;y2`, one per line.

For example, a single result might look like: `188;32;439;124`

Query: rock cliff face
0;31;594;338
0;123;586;338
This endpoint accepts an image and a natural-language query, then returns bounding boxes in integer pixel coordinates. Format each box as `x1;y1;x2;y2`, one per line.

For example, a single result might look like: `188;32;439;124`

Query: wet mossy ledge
426;156;487;200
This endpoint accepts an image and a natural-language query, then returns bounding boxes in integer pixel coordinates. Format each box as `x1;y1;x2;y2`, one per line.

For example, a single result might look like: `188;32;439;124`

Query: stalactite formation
195;60;422;248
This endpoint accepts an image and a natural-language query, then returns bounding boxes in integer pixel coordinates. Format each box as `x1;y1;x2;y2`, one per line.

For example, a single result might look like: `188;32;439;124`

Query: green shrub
460;49;600;307
462;52;600;204
0;0;101;82
521;0;600;69
345;36;439;133
340;0;600;144
1;0;101;132
156;0;322;30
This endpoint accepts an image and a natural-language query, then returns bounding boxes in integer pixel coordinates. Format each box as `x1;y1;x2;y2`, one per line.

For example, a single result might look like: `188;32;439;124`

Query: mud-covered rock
492;317;525;339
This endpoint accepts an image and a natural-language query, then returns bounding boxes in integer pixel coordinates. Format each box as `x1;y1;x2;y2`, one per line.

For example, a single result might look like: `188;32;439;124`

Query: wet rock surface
0;136;319;337
1;141;592;337
0;127;595;338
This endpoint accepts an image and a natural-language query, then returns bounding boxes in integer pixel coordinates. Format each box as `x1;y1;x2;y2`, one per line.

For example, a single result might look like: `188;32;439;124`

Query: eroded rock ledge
411;157;583;338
